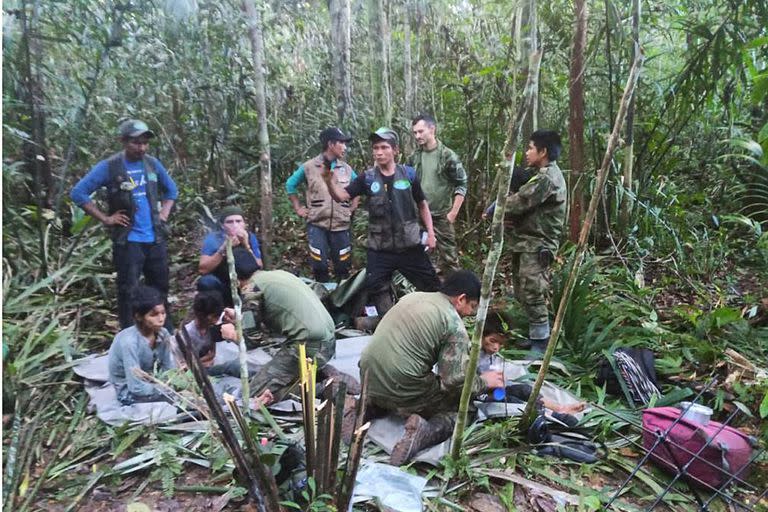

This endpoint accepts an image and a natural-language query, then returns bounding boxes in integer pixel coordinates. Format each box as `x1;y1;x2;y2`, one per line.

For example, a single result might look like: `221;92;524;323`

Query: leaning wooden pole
521;50;644;428
226;238;250;410
450;48;543;460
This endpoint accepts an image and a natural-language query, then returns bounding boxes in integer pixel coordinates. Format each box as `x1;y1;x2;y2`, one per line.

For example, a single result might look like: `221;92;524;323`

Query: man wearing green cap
408;114;467;275
285;127;359;283
197;206;263;306
322;127;440;322
71;119;178;330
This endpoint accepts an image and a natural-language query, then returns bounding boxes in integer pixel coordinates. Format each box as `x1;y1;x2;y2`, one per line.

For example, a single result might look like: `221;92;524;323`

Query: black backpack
597;348;660;406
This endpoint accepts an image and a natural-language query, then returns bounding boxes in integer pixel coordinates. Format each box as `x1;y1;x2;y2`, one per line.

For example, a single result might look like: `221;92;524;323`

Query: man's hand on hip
104;211;130;227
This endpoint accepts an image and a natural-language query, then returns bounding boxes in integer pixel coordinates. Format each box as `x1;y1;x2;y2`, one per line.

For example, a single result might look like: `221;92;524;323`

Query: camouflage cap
369;127;399;146
118;119;155;139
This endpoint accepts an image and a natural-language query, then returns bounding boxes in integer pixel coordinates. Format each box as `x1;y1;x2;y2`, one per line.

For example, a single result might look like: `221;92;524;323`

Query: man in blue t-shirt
197;206;263;305
71;119;178;330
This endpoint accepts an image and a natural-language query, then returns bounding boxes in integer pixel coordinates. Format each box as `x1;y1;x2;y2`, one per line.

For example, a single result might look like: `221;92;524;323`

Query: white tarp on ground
73;336;584;466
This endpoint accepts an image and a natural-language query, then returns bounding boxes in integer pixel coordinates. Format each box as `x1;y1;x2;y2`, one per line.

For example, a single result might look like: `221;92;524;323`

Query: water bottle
489;361;506;402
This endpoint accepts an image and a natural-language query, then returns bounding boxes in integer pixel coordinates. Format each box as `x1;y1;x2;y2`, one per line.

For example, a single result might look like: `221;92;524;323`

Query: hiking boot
389;413;454;466
320;364;361;395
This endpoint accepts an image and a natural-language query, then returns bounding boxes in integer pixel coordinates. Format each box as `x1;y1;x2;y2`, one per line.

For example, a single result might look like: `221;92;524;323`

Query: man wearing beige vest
286;127;360;282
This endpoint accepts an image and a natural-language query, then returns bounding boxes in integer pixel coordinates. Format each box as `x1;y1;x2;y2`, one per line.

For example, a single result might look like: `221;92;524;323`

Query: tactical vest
303;155;354;231
105;151;163;244
365;165;421;252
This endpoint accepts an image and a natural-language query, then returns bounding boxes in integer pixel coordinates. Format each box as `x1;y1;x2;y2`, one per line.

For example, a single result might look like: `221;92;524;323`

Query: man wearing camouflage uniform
358;270;503;465
505;130;567;353
408;114;468;275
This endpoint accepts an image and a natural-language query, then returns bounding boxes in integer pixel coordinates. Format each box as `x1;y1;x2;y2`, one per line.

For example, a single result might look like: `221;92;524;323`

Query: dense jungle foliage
2;0;767;510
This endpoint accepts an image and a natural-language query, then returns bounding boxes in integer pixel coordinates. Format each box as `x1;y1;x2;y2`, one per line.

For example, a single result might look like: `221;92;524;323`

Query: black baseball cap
369;127;399;146
319;127;353;145
118;119;155;139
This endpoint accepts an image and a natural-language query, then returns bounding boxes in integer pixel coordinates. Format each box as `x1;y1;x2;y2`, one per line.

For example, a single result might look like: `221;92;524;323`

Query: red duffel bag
642;407;756;489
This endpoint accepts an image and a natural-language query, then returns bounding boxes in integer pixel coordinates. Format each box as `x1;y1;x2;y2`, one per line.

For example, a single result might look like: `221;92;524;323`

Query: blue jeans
307;224;351;282
113;241;173;331
197;274;233;307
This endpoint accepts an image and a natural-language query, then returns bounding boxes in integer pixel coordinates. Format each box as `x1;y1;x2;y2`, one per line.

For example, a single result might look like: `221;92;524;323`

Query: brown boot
389;413;454;466
320;364;361;395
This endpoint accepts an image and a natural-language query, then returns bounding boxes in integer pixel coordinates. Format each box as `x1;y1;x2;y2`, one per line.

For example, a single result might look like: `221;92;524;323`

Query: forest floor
8;204;768;512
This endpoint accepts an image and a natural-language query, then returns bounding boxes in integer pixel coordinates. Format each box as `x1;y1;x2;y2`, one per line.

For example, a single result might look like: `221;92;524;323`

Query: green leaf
759;393;768;419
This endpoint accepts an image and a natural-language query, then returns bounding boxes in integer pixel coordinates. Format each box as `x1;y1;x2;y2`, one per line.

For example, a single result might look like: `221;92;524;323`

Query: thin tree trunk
568;0;588;242
329;0;352;124
19;2;49;275
528;0;539;131
451;48;543;460
619;0;641;234
404;0;413;120
521;51;644;429
368;0;392;126
243;0;273;266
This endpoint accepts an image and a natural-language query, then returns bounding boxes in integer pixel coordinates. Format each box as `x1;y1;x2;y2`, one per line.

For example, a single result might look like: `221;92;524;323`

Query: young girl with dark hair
108;285;176;404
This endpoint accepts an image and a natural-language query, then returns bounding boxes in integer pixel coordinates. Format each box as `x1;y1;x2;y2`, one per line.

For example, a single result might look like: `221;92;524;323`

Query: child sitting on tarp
180;290;253;377
108;285;176;405
479;312;585;416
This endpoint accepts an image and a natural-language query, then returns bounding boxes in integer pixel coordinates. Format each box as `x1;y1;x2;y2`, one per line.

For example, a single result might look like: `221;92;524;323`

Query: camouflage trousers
249;337;336;402
510;251;551;338
368;386;459;420
430;215;460;275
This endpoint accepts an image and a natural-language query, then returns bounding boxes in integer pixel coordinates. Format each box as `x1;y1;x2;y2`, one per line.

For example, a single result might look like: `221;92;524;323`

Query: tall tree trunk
528;0;539;131
521;52;644;429
368;0;392;126
329;0;352;124
19;1;50;275
404;1;413;120
568;0;588;242
619;0;641;234
243;0;273;266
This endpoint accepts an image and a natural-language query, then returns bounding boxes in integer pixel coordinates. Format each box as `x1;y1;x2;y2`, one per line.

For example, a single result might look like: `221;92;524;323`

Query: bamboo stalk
175;327;270;510
225;238;250;411
450;48;543;460
521;50;645;428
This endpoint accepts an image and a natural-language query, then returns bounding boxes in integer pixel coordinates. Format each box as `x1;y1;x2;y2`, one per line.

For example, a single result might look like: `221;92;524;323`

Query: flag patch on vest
393;179;411;190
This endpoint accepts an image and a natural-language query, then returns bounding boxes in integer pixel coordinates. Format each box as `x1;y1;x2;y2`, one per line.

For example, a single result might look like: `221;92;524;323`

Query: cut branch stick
225;238;250;410
450;48;543;460
337;421;371;512
521;50;644;428
315;398;332;494
175;326;269;511
222;394;281;509
327;380;347;493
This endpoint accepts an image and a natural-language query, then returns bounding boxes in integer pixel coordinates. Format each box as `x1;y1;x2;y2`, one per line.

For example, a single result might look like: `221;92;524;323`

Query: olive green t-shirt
248;270;335;345
419;148;453;213
360;292;484;408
